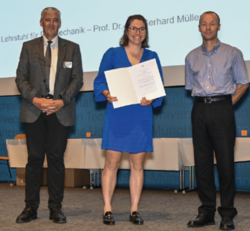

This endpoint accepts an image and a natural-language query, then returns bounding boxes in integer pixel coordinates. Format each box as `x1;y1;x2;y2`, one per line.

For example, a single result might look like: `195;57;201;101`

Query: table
178;138;250;189
6;138;182;170
6;137;250;190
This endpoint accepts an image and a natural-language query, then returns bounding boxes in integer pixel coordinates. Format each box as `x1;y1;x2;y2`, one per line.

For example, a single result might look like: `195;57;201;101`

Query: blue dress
94;47;164;153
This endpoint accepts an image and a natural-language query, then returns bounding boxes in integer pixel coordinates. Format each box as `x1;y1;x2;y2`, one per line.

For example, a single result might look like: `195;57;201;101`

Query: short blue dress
94;47;164;153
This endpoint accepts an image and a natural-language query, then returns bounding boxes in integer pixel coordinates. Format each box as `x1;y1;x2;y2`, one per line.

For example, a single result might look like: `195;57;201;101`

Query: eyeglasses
129;26;146;33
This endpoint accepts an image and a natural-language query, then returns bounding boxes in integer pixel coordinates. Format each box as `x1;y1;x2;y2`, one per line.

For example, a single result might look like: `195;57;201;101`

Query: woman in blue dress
94;14;164;225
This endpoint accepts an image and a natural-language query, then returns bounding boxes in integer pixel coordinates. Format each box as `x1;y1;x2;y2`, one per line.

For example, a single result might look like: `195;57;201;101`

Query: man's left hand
42;99;64;115
232;83;249;105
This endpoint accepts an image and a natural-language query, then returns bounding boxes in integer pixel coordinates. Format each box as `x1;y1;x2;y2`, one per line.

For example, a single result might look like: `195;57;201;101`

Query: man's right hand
32;97;56;114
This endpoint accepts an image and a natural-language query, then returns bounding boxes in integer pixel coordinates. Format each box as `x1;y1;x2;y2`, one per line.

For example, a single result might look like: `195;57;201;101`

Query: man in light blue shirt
185;11;249;230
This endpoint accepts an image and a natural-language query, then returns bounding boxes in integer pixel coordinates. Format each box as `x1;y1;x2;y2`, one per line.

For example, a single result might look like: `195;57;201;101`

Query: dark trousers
24;113;70;210
192;98;237;218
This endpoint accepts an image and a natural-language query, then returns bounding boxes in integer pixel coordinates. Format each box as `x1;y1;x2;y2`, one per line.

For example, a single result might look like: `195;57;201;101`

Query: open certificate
104;59;166;109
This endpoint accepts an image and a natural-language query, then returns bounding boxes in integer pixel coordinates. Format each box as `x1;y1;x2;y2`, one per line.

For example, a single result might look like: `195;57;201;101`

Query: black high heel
129;211;144;225
103;211;115;225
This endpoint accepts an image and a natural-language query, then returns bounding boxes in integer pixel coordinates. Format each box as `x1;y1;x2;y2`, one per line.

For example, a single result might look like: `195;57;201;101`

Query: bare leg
129;152;146;214
102;150;122;214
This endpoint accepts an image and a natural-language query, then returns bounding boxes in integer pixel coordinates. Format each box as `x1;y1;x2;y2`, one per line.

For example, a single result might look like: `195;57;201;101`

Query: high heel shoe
103;211;115;225
129;211;144;225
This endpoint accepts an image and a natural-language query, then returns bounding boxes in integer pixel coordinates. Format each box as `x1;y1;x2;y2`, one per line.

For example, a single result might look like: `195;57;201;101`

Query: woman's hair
119;14;149;48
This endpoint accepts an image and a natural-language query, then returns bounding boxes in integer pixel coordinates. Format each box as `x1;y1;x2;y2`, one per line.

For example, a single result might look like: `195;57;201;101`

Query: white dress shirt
43;35;58;95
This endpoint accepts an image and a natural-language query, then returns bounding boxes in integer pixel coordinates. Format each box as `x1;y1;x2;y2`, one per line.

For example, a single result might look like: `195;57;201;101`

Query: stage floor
0;183;249;231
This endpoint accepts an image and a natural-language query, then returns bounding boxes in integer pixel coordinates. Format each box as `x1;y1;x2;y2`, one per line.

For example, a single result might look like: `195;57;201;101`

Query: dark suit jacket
16;36;83;126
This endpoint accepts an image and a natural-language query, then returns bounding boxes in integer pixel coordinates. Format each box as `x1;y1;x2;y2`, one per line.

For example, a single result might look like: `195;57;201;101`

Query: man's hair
41;7;61;23
199;11;220;25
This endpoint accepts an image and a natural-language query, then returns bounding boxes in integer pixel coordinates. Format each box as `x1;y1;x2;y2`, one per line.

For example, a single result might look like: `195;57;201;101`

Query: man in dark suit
15;7;83;224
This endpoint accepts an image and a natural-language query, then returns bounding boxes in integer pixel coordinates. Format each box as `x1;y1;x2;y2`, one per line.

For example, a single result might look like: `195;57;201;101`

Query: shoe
49;207;67;224
129;211;144;225
187;213;215;227
103;211;115;225
16;207;37;223
220;217;235;230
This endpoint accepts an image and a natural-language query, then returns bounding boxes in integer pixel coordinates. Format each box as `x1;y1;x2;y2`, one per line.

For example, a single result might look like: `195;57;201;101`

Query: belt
45;94;53;99
195;95;231;104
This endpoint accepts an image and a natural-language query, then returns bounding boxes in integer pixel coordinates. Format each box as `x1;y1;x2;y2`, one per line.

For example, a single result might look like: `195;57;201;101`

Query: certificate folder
105;59;166;109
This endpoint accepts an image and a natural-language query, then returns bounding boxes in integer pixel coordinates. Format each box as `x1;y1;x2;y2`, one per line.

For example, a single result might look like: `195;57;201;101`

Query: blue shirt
185;40;249;97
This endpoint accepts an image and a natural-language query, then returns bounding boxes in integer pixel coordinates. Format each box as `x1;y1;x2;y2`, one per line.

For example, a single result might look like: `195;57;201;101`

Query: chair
0;156;12;182
14;134;26;140
0;134;26;182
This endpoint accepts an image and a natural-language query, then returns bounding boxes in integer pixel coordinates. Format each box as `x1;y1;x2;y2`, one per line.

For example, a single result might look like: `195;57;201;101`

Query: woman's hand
106;92;118;104
102;90;118;104
140;97;153;106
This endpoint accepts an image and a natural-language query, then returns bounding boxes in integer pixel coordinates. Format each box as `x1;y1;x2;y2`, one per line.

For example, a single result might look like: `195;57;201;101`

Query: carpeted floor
0;183;249;231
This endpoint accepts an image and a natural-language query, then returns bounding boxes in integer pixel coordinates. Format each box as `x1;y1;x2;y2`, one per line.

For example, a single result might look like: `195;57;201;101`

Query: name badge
63;61;72;68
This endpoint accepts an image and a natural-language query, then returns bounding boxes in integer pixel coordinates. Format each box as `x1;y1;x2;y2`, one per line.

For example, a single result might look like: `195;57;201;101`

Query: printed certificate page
105;67;139;109
129;59;166;100
105;59;165;109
